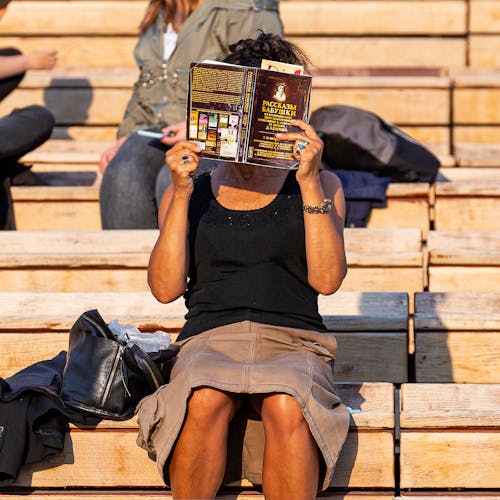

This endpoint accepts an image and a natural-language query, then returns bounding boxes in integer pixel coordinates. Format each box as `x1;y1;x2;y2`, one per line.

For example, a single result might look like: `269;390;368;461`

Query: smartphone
137;129;165;139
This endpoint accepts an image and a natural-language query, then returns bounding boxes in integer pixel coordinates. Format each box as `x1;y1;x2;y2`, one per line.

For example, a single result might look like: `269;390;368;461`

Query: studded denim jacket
117;0;283;137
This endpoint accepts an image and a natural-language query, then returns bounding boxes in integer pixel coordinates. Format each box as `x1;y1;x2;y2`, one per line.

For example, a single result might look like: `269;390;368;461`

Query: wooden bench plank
0;228;423;293
282;1;466;35
470;0;500;33
400;383;500;489
454;88;500;124
469;35;500;67
414;292;500;383
9;383;394;489
0;87;450;130
1;1;467;36
0;291;409;382
0;493;397;500
0;36;137;67
400;383;500;427
427;231;500;292
434;168;500;231
10;169;431;233
291;37;465;68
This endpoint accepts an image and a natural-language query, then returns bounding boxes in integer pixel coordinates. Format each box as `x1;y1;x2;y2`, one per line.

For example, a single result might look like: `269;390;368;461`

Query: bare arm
0;50;57;79
147;141;201;303
277;120;347;294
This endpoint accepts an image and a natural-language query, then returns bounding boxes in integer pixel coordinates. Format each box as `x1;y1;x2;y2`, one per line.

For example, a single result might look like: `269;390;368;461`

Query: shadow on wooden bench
414;291;500;383
0;291;409;383
3;383;395;497
0;229;425;297
10;167;432;234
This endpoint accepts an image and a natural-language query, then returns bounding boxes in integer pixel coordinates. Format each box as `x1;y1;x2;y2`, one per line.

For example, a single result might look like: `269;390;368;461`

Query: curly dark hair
224;32;311;71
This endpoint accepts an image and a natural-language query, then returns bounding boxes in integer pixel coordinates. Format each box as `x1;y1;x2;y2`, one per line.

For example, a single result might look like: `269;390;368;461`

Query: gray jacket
118;0;283;137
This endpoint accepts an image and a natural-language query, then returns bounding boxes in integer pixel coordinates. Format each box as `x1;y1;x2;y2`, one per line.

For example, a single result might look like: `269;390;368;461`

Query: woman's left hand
276;119;323;183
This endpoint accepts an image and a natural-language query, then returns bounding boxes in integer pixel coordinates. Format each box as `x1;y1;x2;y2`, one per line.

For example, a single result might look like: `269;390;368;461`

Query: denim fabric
0;105;54;164
100;131;214;229
100;132;170;229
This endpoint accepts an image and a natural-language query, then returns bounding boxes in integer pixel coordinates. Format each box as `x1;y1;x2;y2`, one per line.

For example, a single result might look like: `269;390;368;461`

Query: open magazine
186;59;312;169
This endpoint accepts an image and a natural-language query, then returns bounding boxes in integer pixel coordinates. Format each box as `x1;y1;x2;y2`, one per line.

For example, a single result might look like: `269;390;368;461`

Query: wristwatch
303;198;333;214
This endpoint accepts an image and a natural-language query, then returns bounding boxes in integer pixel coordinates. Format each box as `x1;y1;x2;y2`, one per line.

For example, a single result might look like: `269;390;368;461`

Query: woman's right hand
165;141;202;195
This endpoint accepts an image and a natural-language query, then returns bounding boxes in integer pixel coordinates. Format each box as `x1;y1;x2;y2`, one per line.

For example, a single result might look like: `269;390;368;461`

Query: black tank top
177;170;326;341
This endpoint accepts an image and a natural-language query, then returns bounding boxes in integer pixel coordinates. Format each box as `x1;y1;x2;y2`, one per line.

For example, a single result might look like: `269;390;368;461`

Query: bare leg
169;387;243;499
259;393;320;500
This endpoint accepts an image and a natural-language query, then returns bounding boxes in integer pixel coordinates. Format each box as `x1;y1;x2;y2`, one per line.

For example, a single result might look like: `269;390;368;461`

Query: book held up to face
186;59;312;169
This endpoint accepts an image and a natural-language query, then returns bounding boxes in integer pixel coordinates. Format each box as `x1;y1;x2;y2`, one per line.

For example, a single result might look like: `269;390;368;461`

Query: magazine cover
187;61;312;169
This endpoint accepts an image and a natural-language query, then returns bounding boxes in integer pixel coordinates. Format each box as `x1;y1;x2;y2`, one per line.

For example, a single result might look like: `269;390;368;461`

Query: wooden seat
4;382;394;492
427;230;500;291
414;292;500;382
0;494;397;500
0;290;409;383
341;228;424;299
0;0;467;68
452;68;500;148
10;167;432;233
0;67;451;154
0;229;424;295
399;383;500;489
433;167;500;231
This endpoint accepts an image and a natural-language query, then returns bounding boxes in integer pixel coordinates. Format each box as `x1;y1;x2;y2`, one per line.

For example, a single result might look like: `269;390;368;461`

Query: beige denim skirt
136;320;350;490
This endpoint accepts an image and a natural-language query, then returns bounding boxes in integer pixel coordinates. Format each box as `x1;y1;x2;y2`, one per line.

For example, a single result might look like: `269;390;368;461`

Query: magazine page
187;62;250;161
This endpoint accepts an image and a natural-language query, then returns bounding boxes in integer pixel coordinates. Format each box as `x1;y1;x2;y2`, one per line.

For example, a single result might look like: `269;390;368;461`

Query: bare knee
261;393;309;436
186;387;242;425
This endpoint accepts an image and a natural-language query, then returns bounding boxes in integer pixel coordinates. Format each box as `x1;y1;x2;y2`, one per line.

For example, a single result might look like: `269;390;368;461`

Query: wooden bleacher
427;230;500;292
10;168;435;233
414;292;500;383
0;290;409;383
399;383;500;490
1;1;500;498
433;167;500;232
0;228;424;297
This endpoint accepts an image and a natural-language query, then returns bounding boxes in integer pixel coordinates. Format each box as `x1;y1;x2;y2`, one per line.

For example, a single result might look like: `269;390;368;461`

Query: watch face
322;199;332;212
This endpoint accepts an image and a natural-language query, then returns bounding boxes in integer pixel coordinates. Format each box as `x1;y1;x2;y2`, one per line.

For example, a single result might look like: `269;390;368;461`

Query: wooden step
433;167;500;231
0;291;409;383
0;1;467;69
414;292;500;382
0;68;451;145
0;227;424;297
0;492;397;500
399;383;500;489
10;171;432;233
427;230;500;291
7;382;394;489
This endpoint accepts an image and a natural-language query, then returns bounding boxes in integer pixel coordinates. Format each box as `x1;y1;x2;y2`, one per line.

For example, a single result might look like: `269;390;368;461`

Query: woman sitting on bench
136;33;350;500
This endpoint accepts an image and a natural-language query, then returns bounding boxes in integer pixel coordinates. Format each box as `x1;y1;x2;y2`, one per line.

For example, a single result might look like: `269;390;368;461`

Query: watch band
303;198;333;214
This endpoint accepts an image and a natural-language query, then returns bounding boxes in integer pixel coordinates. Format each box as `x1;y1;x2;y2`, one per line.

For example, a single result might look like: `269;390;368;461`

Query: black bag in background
61;309;178;420
310;104;440;183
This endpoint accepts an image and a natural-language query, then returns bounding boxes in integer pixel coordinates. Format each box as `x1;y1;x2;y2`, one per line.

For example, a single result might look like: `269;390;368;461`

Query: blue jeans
100;131;216;229
100;132;172;229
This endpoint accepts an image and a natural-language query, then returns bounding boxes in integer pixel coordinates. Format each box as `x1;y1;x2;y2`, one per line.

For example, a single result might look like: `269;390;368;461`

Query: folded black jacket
0;351;100;483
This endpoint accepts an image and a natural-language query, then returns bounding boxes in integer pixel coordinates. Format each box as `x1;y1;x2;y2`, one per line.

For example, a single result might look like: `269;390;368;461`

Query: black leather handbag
61;309;178;420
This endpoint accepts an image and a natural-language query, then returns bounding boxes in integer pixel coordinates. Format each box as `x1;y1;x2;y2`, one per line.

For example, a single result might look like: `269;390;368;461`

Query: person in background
99;0;283;229
136;33;350;500
0;0;57;229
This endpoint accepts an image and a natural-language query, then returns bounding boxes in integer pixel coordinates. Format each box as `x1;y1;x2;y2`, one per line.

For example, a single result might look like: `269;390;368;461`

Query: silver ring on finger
296;140;309;154
181;155;190;164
